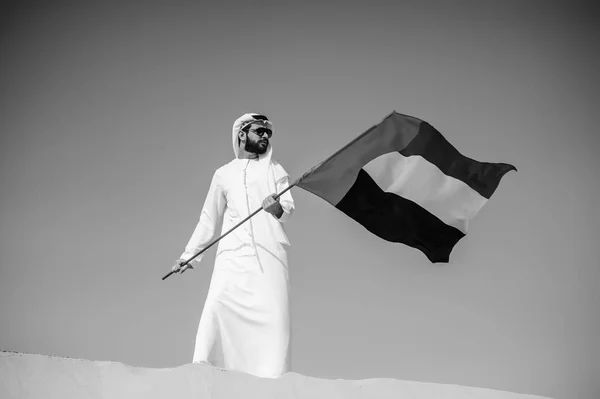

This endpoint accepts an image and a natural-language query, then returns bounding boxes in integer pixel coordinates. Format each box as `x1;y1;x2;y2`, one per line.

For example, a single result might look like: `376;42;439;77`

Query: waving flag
296;111;516;263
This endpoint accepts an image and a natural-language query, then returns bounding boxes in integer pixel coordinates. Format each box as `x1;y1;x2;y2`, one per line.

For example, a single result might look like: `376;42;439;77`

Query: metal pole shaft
162;180;298;280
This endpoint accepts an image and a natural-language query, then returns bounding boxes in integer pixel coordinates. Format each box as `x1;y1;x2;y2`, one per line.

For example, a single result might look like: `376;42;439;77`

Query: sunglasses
249;127;273;138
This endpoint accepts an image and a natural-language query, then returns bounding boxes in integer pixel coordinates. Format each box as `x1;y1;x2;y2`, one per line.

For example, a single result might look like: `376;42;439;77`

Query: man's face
244;122;272;155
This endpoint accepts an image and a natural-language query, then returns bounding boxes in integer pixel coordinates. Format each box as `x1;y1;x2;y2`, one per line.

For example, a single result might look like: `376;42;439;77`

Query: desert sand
0;352;553;399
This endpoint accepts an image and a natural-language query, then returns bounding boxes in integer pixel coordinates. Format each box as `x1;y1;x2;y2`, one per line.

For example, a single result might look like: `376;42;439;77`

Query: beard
244;137;268;155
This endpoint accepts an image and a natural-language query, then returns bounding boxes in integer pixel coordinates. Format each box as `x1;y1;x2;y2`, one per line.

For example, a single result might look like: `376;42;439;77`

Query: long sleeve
180;170;226;265
276;174;295;223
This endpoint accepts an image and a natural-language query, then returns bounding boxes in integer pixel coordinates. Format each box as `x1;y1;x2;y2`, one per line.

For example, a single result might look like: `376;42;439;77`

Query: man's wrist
274;204;284;219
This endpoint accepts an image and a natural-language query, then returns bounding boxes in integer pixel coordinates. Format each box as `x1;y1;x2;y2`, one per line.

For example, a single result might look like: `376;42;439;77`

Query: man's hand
172;259;194;274
262;194;283;219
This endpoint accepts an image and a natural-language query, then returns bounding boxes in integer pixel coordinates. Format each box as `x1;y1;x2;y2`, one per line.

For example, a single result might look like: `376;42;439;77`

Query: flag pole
162;179;299;280
162;113;393;280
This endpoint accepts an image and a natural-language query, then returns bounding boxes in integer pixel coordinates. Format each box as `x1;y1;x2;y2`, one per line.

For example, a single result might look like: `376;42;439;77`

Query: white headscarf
232;113;279;194
231;113;292;246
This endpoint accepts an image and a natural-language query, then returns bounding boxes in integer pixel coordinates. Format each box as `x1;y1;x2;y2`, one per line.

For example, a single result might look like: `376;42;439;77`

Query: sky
0;1;598;399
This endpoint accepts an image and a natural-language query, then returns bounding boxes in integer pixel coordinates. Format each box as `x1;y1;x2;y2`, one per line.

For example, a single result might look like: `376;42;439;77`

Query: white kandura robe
180;148;295;378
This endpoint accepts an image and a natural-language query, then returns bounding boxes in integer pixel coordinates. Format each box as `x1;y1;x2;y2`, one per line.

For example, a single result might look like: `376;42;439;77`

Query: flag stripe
363;152;487;234
336;169;465;263
298;112;515;205
402;122;516;199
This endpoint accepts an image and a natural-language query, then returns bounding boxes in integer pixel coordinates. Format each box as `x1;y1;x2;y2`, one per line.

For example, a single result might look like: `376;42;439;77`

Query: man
172;113;295;378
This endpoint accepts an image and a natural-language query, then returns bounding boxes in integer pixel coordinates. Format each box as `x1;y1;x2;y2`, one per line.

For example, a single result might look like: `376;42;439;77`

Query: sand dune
0;352;553;399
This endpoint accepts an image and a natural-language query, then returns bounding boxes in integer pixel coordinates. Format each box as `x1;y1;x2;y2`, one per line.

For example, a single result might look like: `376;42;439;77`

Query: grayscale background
1;1;598;399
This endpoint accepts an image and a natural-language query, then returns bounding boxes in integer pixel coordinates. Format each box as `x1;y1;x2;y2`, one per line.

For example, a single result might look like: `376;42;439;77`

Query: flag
296;111;516;263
